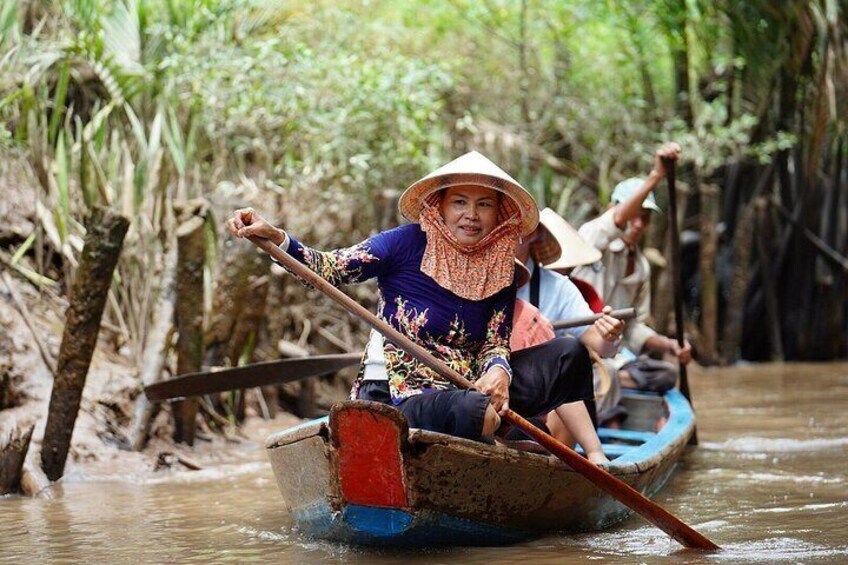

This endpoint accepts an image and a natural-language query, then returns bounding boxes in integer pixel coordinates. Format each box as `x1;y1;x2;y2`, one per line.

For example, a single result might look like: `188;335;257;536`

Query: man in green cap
574;142;691;394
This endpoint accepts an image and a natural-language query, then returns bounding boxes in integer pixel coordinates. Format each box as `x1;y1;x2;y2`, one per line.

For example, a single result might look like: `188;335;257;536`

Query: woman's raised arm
228;208;396;287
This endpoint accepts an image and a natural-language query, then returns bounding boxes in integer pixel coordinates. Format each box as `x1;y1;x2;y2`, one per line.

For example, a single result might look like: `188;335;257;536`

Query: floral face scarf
419;201;521;300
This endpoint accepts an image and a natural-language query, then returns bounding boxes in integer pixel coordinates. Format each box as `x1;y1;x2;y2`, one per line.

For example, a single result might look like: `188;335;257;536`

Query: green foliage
0;0;844;363
670;100;759;175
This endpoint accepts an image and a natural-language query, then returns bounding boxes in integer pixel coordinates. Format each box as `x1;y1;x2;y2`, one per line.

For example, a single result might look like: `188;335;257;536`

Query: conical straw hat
398;151;539;237
532;208;601;270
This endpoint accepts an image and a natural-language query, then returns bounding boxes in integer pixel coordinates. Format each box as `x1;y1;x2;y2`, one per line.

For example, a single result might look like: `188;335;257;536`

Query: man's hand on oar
551;307;636;330
593;306;626;343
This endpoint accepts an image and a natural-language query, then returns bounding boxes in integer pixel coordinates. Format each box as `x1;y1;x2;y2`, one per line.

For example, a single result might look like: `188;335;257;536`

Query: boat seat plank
575;443;633;457
597;428;655;443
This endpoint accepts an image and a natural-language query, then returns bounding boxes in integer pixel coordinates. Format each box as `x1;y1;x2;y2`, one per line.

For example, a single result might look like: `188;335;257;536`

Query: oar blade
144;353;361;401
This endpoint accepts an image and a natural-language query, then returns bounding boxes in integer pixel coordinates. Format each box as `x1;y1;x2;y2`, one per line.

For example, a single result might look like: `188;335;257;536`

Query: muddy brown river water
2;363;847;564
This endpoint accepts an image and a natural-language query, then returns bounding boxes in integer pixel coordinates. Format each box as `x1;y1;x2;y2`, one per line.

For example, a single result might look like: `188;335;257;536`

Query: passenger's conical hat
398;151;539;237
531;208;601;270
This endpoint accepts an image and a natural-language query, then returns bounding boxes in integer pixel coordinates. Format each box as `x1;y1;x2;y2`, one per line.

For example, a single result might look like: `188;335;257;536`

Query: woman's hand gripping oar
250;236;719;551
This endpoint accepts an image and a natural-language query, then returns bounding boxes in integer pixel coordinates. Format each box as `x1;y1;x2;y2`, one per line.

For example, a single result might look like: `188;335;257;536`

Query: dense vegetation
1;0;845;376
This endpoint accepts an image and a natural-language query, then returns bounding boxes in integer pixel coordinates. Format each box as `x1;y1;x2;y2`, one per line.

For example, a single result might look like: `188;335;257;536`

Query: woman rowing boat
228;151;608;464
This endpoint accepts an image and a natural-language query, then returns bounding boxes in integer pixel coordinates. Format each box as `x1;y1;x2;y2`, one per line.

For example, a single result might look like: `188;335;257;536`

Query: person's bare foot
587;450;610;466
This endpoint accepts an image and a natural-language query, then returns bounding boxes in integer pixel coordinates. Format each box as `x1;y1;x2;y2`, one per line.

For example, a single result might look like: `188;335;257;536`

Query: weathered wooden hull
265;389;694;546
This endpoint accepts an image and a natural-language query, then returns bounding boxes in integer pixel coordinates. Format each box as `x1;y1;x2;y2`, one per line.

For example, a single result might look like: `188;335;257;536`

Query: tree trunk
276;339;315;418
129;242;178;451
0;364;12;411
229;273;270;422
657;0;692;127
42;207;129;481
172;213;206;445
20;447;52;498
698;183;720;364
722;203;756;363
623;9;657;113
253;268;290;418
755;198;784;361
203;239;268;422
0;424;33;495
204;238;265;366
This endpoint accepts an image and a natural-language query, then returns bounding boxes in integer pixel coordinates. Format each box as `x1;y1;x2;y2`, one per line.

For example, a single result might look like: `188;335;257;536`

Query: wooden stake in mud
0;424;34;495
42;207;129;481
129;242;177;451
250;237;720;551
172;214;206;445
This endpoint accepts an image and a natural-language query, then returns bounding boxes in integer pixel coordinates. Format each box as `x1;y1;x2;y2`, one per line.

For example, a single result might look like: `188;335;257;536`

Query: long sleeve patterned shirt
281;223;515;404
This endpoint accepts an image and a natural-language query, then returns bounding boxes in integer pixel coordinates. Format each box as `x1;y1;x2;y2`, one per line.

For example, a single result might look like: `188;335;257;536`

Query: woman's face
438;185;501;245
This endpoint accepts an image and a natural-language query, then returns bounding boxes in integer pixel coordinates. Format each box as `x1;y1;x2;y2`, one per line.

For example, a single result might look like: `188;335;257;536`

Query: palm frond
101;0;145;76
0;0;19;51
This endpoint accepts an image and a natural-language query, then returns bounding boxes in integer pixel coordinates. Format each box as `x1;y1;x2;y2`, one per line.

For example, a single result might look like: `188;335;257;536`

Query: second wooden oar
252;236;719;551
552;307;636;330
143;353;361;401
664;158;698;445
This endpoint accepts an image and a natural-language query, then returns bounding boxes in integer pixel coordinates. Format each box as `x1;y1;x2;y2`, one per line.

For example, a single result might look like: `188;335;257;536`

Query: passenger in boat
573;143;692;394
228;151;607;464
516;208;624;358
510;210;627;446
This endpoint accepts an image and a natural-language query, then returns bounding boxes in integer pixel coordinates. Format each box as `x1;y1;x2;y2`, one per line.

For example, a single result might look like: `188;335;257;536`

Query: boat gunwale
266;417;329;449
266;390;694;477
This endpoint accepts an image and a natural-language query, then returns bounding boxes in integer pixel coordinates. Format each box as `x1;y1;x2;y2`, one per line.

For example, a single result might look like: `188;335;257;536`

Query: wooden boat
265;389;695;546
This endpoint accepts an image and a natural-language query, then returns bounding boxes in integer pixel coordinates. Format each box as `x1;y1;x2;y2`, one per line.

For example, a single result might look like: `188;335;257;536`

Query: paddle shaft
551;307;636;330
253;237;719;550
664;159;698;445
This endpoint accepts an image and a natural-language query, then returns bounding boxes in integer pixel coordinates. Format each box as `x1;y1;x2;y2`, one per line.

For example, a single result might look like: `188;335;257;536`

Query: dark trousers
358;336;594;442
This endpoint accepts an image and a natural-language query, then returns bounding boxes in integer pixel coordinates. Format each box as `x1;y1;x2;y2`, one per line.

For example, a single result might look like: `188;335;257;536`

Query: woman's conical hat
532;208;601;270
398;151;539;237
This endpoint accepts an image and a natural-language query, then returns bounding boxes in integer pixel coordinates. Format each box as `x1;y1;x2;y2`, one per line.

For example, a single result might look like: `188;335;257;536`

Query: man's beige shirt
573;208;658;356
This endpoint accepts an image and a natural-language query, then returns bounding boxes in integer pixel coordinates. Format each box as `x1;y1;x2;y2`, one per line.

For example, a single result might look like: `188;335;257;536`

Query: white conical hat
398;151;539;236
532;208;601;270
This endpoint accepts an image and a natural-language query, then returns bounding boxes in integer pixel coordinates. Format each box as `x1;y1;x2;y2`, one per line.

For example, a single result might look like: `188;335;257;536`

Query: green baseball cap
610;178;662;213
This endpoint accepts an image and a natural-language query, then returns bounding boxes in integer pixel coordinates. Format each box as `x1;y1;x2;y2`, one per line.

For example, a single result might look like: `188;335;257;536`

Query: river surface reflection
2;363;847;564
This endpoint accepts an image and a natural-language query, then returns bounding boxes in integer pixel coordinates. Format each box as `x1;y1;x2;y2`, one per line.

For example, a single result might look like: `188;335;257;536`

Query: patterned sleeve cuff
278;232;290;252
269;232;291;268
484;357;513;385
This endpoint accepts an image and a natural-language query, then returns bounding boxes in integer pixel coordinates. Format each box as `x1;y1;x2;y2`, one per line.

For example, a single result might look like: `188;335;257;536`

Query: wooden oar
663;158;698;445
144;307;634;401
551;307;636;330
143;353;360;401
252;237;719;550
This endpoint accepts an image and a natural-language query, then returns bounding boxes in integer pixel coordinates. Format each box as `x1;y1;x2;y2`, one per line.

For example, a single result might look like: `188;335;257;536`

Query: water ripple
702;437;848;452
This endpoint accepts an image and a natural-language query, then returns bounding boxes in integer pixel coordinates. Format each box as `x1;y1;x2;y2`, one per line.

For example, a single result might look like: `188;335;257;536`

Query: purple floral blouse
282;223;515;403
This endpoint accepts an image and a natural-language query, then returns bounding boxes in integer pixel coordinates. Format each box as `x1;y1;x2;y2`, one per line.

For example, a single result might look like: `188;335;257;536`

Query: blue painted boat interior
572;389;693;465
611;389;692;465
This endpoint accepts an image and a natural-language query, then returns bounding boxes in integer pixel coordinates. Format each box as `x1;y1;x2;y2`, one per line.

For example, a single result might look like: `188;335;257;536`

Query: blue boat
265;389;695;546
